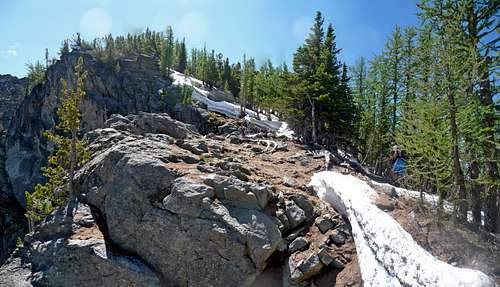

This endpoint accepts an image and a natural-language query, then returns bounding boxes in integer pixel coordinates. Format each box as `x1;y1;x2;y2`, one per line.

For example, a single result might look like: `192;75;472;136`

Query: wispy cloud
6;49;17;56
0;42;21;58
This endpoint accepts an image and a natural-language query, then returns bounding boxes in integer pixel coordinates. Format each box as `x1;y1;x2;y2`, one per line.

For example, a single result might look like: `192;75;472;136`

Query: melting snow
310;171;495;287
170;71;294;138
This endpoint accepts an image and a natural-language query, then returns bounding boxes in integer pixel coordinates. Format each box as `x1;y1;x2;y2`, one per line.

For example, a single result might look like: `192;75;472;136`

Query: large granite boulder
71;124;282;286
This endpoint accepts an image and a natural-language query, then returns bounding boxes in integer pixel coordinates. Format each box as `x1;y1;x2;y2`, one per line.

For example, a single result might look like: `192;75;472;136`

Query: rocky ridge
4;51;208;208
0;112;361;286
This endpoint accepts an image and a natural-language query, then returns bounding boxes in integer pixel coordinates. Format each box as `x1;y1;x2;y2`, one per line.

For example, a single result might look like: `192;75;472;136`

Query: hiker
388;145;406;182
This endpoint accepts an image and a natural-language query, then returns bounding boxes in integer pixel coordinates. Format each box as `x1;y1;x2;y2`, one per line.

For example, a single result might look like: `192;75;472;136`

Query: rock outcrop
0;74;27;264
0;199;161;287
4;51;208;207
1;112;359;286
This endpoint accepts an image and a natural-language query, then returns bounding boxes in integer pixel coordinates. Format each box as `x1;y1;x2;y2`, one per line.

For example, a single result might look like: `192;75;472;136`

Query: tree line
351;0;499;233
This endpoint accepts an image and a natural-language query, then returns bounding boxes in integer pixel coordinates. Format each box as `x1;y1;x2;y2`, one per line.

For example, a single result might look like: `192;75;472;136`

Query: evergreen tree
160;26;174;75
25;57;89;225
177;39;187;73
386;26;403;137
290;11;357;147
59;40;70;56
25;61;46;95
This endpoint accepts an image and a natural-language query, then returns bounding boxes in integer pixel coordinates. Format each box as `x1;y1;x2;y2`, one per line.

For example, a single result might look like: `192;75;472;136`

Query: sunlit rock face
3;51;209;207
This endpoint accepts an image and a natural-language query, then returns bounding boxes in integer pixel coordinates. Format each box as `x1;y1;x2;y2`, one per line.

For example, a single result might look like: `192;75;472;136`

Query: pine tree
289;11;356;146
160;26;174;75
25;57;89;225
25;61;46;95
386;26;403;137
59;40;70;56
177;38;187;73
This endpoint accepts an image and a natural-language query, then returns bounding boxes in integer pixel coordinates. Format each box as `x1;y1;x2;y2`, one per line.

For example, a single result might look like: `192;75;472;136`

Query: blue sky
0;0;419;77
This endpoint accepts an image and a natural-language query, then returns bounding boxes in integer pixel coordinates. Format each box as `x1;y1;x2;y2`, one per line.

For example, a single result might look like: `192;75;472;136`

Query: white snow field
310;171;495;287
171;71;294;137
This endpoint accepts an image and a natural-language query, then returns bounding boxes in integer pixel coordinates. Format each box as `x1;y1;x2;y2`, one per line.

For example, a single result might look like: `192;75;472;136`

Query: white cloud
0;42;21;58
292;17;312;43
178;12;208;43
80;8;112;38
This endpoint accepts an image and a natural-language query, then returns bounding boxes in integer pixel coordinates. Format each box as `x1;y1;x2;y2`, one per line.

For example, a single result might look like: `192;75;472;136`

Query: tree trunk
469;160;482;226
392;73;398;136
307;95;317;143
69;128;77;195
447;91;468;222
465;1;498;233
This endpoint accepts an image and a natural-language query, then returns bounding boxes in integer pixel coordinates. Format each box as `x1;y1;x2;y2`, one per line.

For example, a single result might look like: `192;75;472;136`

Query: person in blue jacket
388;145;406;182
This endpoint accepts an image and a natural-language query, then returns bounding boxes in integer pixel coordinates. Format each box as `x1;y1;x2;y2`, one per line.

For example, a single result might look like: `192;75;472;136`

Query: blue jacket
392;158;406;175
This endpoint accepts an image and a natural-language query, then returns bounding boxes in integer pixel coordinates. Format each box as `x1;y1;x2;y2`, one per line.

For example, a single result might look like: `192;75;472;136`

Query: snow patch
310;171;495;287
170;71;294;138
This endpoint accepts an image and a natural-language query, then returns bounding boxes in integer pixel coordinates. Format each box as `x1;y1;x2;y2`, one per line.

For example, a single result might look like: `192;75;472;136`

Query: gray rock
176;139;208;155
317;248;334;266
285;227;304;242
276;209;291;232
288;237;310;253
251;146;263;153
207;89;235;103
0;201;161;287
233;169;250;181
0;250;33;287
218;122;238;135
162;178;215;217
297;254;324;281
282;258;308;287
0;75;27;256
72;129;281;286
329;230;346;245
4;51;204;207
285;200;307;228
289;194;314;221
331;258;346;269
283;176;297;187
229;135;241;144
202;173;231;199
315;215;335;234
203;174;270;210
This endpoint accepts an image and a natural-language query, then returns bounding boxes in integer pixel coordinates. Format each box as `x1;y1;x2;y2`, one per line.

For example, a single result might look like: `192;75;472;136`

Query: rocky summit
0;110;360;286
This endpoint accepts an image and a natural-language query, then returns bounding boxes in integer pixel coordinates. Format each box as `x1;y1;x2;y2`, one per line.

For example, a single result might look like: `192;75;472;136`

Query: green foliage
25;61;46;95
16;237;23;248
178;84;193;104
160;26;174;74
355;0;499;230
159;88;169;99
25;57;89;222
207;112;224;132
286;11;357;146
